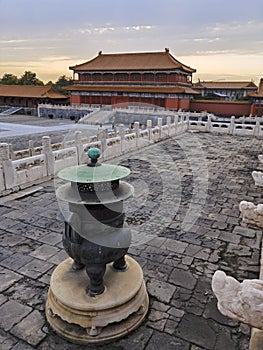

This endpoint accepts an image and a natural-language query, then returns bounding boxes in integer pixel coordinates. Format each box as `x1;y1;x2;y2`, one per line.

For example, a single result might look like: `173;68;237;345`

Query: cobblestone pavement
0;132;262;350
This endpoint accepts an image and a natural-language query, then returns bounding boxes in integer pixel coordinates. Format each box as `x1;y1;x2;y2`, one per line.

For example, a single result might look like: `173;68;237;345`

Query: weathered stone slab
17;258;54;279
175;313;216;349
0;253;33;270
11;310;46;346
147;279;176;303
0;268;23;292
0;300;32;331
29;244;60;260
169;268;197;290
145;331;190;350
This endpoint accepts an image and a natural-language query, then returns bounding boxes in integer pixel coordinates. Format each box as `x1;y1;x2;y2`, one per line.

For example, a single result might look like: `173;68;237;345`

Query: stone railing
189;115;263;137
1;112;262;196
37;104;99;120
0;117;188;196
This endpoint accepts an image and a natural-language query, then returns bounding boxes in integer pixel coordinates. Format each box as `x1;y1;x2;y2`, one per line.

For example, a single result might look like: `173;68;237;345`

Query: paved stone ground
0;131;262;349
0;115;76;150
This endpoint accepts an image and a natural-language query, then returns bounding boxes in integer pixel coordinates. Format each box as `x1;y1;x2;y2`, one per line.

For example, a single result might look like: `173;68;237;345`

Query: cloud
0;39;29;44
40;56;75;62
78;24;155;36
0;0;262;82
124;25;154;31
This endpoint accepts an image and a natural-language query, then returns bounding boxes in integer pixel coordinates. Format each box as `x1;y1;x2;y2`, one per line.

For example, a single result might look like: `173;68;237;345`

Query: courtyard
0;129;262;350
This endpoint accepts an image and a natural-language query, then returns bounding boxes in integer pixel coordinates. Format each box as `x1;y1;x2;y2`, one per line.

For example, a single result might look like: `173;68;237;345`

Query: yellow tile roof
0;85;68;99
70;49;196;73
248;78;263;98
193;81;257;89
65;84;199;95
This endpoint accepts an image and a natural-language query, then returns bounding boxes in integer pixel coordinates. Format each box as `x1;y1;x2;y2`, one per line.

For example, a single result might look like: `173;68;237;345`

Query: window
103;74;113;81
93;74;102;81
130;73;141;81
156;73;167;82
142;73;154;81
115;73;128;81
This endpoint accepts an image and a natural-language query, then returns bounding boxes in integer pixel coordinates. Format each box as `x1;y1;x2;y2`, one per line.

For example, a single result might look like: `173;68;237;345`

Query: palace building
192;81;258;100
0;85;68;108
67;48;199;109
248;78;263;116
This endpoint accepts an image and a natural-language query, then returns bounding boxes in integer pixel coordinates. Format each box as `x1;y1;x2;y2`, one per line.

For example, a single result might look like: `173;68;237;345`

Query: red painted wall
250;103;263;116
164;98;190;110
189;100;251;116
178;99;190;110
165;98;178;109
70;95;81;104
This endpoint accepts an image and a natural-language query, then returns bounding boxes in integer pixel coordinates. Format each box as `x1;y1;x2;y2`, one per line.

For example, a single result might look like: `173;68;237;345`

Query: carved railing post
259;155;263;170
134;121;140;147
42;136;54;176
28;140;35;157
186;112;190;128
74;131;82;165
119;124;125;153
228;116;235;135
8;144;15;160
174;114;179;133
157;117;162;140
97;127;107;157
253;117;261;137
0;143;15;190
147;119;153;142
166;116;171;136
206;115;212;132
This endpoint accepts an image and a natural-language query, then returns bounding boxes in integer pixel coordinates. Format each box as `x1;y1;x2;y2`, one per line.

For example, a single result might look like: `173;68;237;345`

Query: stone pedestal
239;201;263;229
46;256;149;344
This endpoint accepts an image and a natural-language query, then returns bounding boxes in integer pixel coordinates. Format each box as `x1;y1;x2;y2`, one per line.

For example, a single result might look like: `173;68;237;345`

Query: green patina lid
57;147;130;183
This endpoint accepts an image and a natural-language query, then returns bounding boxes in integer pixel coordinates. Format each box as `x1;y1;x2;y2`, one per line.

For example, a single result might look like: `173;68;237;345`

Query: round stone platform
45;256;149;344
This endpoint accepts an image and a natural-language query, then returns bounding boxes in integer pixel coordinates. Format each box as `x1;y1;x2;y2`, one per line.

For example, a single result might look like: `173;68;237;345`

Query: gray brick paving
0;300;32;331
0;132;262;349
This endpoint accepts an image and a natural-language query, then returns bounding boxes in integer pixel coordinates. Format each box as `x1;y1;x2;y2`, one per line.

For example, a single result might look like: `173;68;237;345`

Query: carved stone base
252;171;263;187
45;256;149;344
239;201;263;229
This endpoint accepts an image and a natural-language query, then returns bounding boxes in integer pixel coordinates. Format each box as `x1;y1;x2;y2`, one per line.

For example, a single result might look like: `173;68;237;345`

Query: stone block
11;310;46;346
145;331;190;350
0;300;32;331
0;268;23;292
29;244;60;261
147;279;176;303
169;268;197;290
161;238;188;254
0;253;33;270
18;258;54;279
175;313;216;349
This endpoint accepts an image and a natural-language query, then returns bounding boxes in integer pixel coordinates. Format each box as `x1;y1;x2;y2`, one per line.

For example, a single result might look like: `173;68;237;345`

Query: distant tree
18;71;44;85
0;73;19;85
46;81;54;86
54;75;73;93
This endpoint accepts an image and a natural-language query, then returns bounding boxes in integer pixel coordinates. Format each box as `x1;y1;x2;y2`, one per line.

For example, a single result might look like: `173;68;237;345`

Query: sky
0;0;262;84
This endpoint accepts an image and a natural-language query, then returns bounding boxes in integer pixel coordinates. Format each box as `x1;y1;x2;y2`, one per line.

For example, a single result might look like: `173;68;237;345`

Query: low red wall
189;100;252;116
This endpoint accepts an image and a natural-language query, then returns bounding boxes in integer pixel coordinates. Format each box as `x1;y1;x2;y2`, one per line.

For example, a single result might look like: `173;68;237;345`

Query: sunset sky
0;0;262;84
